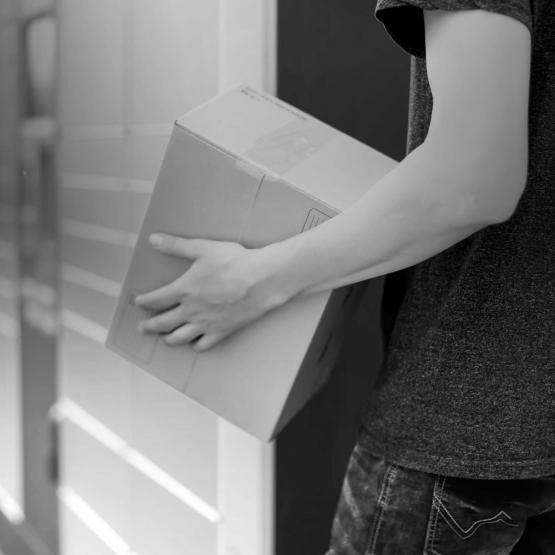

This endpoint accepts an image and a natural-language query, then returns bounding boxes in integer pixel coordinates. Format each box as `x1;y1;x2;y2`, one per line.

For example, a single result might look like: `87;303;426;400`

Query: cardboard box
105;85;396;441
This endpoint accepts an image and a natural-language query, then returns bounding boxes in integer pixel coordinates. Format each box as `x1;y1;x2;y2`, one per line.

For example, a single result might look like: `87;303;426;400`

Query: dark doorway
276;1;410;554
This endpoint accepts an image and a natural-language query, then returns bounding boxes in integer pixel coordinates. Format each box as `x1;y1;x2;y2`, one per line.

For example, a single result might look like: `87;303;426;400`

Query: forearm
256;139;511;299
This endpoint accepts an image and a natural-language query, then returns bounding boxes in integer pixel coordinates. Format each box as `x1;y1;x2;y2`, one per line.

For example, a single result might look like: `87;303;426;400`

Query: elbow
424;125;529;227
484;165;528;224
451;170;527;228
430;144;529;227
489;195;524;224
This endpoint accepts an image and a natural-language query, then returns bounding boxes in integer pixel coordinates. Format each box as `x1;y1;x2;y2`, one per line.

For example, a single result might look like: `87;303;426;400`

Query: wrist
246;240;305;309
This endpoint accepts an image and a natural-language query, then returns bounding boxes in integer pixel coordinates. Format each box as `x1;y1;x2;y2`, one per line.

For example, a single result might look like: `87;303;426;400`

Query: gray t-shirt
362;0;555;479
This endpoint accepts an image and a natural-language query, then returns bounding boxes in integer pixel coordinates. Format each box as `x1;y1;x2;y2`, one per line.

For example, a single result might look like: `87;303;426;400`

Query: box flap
177;85;397;212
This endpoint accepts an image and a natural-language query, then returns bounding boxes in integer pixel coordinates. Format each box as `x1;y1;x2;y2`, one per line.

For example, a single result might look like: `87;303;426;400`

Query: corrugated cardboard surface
106;86;397;440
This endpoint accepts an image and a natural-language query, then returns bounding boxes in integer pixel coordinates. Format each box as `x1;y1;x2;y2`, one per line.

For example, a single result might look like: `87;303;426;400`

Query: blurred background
0;0;408;554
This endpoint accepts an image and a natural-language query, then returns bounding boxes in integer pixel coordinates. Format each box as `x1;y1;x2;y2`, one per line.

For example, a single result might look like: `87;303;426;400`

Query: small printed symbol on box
302;208;331;232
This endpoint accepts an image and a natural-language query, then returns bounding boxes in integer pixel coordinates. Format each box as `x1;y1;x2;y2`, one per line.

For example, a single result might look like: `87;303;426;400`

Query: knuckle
148;318;161;331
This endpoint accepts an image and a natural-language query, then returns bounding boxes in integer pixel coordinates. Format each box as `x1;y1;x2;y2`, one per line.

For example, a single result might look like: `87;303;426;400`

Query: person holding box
136;0;554;552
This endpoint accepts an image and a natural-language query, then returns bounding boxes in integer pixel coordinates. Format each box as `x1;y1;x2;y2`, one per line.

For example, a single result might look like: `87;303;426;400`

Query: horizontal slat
60;138;128;177
128;371;219;507
61;219;137;247
59;493;127;555
59;189;148;234
63;124;171;141
128;468;217;555
60;234;131;282
0;331;22;524
59;135;170;181
0;482;24;525
61;264;121;298
61;173;153;194
58;423;129;544
53;399;221;524
130;135;171;182
58;326;219;507
58;328;133;439
60;309;108;343
60;282;115;328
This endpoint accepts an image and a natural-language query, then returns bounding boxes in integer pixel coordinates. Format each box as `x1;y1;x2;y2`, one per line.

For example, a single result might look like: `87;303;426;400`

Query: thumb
149;233;207;259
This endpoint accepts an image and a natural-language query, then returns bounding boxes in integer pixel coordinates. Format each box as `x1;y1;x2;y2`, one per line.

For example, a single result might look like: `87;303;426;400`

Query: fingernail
149;233;163;246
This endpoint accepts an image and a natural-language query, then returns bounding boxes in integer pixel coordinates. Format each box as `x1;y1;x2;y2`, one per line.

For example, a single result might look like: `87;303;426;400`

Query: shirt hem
359;428;555;480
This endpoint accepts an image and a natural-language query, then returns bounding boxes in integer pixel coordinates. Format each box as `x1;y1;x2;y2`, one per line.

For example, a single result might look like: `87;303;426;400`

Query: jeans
327;427;555;555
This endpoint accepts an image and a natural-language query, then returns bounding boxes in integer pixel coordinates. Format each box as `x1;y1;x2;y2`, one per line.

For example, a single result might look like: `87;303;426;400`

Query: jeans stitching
365;464;398;555
434;497;519;540
423;475;439;555
425;475;446;555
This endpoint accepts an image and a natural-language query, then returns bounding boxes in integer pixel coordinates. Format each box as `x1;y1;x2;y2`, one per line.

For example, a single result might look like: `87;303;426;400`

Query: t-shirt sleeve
374;0;533;59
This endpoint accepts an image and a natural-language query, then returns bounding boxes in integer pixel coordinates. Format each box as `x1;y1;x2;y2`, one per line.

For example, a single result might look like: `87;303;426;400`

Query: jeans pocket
425;476;525;555
327;444;394;555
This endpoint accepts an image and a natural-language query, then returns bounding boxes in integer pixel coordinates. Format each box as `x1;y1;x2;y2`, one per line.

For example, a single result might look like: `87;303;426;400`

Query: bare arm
136;8;531;351
256;8;531;297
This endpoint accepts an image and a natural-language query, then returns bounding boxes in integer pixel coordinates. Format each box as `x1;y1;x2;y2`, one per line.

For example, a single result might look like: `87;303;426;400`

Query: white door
54;2;277;554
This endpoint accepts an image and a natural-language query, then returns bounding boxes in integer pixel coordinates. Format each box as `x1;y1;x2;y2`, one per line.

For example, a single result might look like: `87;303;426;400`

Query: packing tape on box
243;118;338;175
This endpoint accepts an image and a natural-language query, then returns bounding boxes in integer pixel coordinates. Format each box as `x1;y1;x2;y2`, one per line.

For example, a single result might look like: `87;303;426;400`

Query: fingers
192;331;228;352
138;305;185;334
141;314;229;351
149;234;210;259
162;324;228;351
163;323;204;346
135;278;185;311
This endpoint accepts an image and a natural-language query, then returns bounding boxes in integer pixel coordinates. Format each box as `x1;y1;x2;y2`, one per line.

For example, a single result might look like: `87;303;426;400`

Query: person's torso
366;0;555;479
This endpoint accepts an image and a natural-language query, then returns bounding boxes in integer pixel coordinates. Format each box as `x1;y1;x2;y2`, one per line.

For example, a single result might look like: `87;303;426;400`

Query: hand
134;233;291;352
